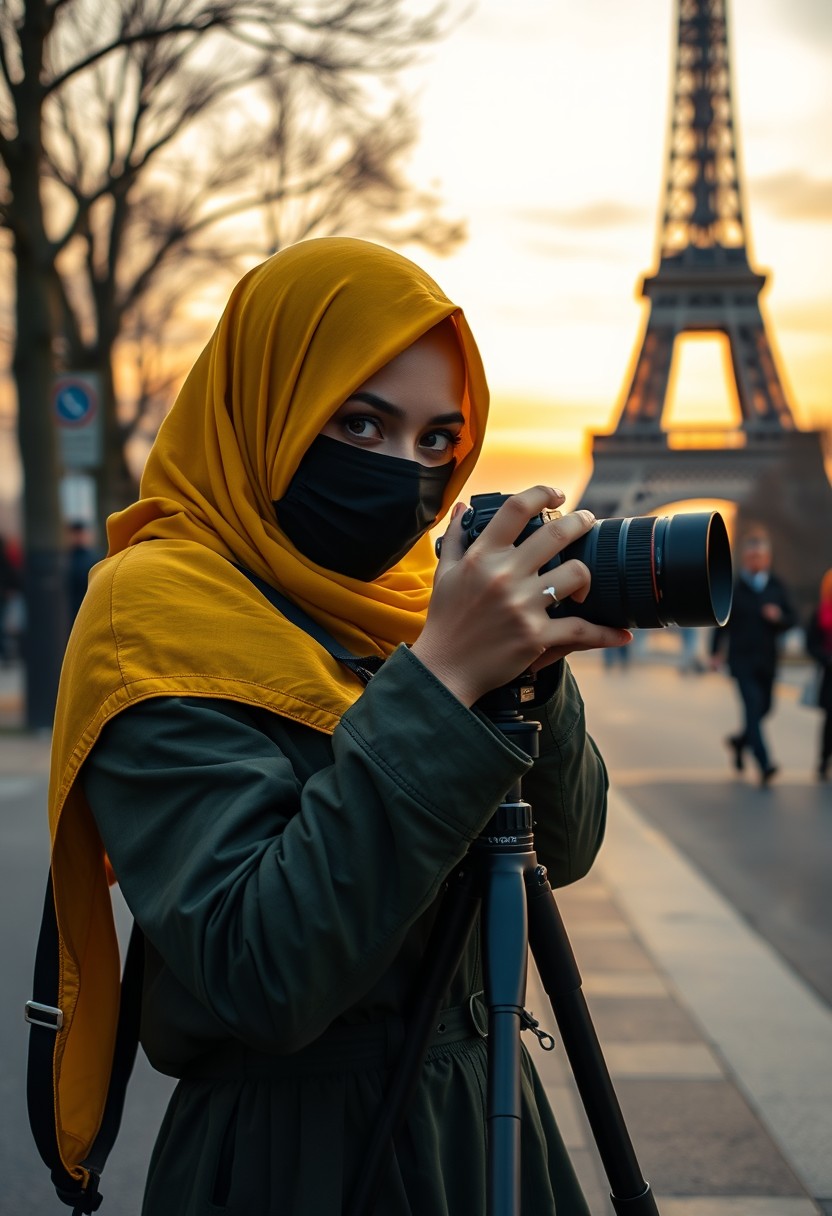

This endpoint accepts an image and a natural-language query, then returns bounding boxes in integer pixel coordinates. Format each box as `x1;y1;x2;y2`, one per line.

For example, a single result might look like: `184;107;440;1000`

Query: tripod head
474;671;542;849
475;668;539;729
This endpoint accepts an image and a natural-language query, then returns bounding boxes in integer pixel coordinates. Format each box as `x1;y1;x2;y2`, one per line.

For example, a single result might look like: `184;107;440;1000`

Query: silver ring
542;585;559;606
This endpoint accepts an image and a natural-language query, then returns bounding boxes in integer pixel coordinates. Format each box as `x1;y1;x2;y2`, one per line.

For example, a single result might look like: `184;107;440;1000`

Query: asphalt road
0;752;175;1213
569;642;832;1008
1;642;829;1213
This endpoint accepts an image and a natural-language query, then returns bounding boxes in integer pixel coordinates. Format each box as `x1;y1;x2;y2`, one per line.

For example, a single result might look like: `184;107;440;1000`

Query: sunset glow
2;1;828;528
404;0;832;506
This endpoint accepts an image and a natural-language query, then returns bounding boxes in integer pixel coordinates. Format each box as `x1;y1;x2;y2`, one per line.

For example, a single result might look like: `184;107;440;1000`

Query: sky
402;0;832;506
1;0;829;528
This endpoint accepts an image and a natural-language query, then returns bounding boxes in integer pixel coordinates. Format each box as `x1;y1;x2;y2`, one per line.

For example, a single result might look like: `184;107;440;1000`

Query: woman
48;238;630;1214
806;569;832;780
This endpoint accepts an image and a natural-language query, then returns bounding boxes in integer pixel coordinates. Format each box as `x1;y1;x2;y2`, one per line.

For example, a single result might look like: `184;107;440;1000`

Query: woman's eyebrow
348;391;403;417
348;391;464;426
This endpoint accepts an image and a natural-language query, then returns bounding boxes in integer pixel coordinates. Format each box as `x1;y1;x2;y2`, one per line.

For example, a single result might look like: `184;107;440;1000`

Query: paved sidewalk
531;789;830;1215
4;659;830;1215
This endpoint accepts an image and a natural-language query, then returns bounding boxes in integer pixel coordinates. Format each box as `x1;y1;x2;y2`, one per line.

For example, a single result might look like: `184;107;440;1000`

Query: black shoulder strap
236;566;383;685
26;874;144;1213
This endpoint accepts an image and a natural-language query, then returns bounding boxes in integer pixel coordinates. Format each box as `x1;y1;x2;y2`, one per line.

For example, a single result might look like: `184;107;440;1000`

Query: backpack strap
26;874;144;1213
235;565;384;684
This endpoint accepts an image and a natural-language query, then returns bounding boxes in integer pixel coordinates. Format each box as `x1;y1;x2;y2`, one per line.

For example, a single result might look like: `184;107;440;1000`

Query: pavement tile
613;1078;809;1195
556;891;621;921
543;1082;586;1151
564;1147;614;1216
568;935;658;973
603;1042;723;1079
655;1201;820;1215
581;996;703;1043
564;920;632;940
582;971;670;997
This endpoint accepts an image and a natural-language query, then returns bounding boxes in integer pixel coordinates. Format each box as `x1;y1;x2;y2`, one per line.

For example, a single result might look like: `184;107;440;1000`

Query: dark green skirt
143;1021;588;1215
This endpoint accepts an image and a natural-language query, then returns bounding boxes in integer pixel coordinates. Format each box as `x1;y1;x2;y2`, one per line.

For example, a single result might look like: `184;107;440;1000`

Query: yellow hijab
44;237;489;1186
110;235;487;654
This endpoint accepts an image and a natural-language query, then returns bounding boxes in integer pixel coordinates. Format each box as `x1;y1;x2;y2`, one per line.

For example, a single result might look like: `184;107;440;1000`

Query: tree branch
44;10;237;95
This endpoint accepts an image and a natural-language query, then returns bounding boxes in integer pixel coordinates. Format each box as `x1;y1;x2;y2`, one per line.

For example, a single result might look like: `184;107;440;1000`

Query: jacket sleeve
81;645;531;1054
772;576;798;634
510;660;608;888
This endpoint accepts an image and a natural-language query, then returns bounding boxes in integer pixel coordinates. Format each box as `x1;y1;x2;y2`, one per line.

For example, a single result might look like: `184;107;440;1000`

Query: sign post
52;373;103;471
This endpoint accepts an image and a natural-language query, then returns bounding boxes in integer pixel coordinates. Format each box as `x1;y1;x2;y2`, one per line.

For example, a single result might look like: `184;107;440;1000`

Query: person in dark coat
805;568;832;781
46;239;631;1216
0;534;21;662
65;519;102;621
711;527;797;785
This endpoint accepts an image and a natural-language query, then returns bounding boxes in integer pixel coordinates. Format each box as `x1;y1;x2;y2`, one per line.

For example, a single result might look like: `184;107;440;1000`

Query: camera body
461;492;732;629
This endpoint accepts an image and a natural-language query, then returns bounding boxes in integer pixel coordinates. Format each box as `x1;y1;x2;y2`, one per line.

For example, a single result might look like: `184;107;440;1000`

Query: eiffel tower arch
578;0;832;617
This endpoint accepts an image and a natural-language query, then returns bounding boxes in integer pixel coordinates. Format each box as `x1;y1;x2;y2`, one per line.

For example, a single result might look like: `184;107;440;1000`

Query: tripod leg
482;851;531;1216
526;864;660;1215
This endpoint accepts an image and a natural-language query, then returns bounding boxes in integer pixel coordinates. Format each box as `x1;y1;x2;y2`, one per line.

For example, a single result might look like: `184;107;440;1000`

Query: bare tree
0;0;463;727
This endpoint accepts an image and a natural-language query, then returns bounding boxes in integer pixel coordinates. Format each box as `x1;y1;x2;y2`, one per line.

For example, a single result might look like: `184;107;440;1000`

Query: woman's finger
514;508;596;576
531;626;633;671
466;486;565;551
537;559;591;610
433;501;469;574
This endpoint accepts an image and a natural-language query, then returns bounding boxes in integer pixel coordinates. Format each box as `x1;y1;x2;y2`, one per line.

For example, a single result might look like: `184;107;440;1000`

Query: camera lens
558;511;733;629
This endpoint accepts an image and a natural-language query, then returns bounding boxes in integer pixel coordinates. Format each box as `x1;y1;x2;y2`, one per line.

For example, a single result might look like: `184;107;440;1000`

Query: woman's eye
344;416;382;439
421;430;460;453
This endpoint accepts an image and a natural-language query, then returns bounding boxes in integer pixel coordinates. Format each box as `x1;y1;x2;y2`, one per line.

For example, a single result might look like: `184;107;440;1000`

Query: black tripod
347;675;660;1216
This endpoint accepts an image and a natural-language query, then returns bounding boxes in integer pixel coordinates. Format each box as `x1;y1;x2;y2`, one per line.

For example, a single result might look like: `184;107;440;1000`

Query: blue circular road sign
54;379;98;426
53;374;102;468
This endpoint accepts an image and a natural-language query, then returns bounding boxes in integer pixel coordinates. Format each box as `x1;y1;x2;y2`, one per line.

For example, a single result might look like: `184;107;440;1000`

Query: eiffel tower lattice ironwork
578;0;832;614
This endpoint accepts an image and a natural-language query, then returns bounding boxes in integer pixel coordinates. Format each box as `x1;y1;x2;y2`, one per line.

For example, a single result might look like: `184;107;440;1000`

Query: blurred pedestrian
805;568;832;782
710;527;797;785
678;626;705;674
0;534;22;664
602;642;631;671
65;519;101;621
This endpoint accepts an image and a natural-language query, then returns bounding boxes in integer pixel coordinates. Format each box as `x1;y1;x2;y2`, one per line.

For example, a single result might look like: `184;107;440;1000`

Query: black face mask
274;434;455;581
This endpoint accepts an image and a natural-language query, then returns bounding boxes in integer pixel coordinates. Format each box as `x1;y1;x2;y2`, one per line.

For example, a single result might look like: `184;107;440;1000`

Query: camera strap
233;565;384;685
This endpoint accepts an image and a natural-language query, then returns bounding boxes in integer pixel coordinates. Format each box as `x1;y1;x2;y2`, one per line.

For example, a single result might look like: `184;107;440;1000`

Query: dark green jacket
83;645;607;1215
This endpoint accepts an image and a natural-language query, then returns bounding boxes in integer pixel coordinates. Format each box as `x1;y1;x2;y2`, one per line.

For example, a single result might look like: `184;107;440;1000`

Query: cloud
770;300;832;334
503;200;650;261
751;171;832;221
514;201;649;230
768;0;832;47
517;237;635;263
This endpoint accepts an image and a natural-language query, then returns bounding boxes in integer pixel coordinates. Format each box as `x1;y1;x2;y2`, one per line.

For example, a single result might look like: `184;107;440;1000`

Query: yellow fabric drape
109;236;487;656
45;237;490;1182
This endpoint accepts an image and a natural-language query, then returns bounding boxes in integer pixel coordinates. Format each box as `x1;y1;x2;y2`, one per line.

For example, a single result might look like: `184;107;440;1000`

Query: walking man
711;528;797;785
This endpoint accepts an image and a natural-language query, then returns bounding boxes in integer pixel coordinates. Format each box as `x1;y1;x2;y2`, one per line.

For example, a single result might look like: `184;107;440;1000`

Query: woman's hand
411;485;632;706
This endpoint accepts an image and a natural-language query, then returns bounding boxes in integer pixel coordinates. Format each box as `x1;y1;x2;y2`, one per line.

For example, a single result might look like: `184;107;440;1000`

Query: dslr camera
460;492;733;629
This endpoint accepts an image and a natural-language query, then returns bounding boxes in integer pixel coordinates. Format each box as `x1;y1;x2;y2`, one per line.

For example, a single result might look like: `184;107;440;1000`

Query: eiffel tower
578;0;832;616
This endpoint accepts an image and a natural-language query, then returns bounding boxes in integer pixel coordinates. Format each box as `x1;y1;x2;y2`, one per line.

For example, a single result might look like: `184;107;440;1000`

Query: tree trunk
14;244;69;730
6;0;69;729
